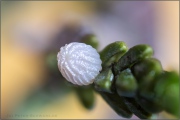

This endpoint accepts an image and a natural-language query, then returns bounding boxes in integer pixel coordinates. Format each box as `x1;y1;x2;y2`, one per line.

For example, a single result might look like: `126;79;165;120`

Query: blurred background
1;1;179;119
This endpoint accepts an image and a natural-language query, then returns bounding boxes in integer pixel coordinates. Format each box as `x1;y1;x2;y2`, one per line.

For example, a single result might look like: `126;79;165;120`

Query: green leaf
122;97;152;119
100;92;133;118
131;58;163;86
154;71;179;117
135;93;163;114
115;68;138;97
113;44;153;75
94;67;114;93
81;34;99;49
75;86;95;110
99;41;128;69
131;58;164;113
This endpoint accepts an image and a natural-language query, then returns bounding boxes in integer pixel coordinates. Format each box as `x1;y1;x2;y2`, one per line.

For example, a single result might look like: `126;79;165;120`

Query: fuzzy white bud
57;42;102;85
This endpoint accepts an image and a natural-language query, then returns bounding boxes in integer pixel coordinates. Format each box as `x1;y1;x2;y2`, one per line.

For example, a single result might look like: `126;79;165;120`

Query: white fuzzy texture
57;42;102;85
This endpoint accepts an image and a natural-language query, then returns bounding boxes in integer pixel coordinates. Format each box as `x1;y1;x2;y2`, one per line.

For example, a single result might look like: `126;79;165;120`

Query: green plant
51;34;179;119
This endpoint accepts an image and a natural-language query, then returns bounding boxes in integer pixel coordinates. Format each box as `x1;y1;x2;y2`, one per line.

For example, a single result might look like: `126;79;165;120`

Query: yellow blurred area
1;1;179;119
1;38;46;118
153;1;179;72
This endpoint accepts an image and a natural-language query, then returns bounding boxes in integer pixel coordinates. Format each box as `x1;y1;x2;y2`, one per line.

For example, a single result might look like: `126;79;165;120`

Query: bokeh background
1;1;179;119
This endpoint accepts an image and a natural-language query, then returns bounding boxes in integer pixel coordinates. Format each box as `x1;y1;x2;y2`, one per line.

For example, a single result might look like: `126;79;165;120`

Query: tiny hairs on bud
57;42;102;85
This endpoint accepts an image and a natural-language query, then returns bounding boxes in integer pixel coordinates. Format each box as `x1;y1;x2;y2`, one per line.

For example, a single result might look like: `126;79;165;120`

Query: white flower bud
57;42;102;85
